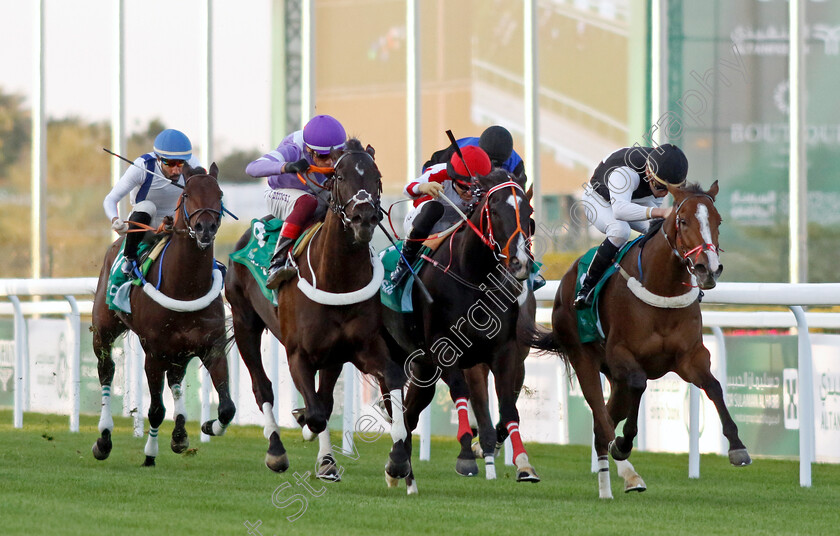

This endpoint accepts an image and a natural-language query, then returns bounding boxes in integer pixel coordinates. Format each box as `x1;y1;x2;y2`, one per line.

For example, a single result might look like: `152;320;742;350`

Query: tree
0;87;30;181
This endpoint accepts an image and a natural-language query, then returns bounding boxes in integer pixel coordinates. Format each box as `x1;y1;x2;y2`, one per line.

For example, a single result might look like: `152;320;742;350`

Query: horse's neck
157;232;215;297
307;214;372;291
635;224;691;293
447;223;502;283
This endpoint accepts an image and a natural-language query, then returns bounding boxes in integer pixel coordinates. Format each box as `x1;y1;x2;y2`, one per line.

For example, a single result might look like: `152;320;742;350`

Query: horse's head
665;180;723;289
473;170;533;281
327;138;382;244
177;163;223;250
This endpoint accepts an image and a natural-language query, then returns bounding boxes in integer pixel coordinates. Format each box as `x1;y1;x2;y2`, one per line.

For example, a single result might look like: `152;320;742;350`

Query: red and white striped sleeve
404;163;448;198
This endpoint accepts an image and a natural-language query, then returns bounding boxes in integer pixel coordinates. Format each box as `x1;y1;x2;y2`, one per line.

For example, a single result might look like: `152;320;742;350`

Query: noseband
329;150;382;227
661;194;720;275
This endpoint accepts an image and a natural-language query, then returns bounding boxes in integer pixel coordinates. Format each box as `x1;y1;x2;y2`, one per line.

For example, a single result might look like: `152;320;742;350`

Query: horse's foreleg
465;365;497;479
200;348;236;437
494;355;539;483
288;353;328;436
440;367;479;477
680;348;752;467
143;358;166;467
606;367;647;461
166;367;189;454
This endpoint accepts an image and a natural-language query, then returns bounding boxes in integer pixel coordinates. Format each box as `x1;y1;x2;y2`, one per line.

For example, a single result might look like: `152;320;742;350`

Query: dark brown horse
532;180;751;499
382;170;539;493
225;138;411;482
90;164;235;466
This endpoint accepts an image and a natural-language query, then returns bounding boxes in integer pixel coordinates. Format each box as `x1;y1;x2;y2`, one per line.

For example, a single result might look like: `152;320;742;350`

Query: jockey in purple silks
246;114;347;289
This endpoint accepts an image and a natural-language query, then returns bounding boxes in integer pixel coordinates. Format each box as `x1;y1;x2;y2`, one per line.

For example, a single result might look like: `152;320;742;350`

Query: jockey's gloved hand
285;158;311;174
111;218;129;236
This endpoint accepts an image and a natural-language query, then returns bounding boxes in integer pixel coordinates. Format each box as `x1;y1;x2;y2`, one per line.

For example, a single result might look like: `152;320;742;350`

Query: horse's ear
209;162;219;178
365;144;376;159
707;180;719;200
526;185;534;201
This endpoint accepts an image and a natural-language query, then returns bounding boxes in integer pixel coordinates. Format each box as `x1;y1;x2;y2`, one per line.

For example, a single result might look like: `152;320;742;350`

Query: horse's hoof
406;479;418;495
317;455;341;482
265;431;289;473
385;470;399;488
624;479;647;493
201;419;226;437
729;448;752;466
485;459;497;480
92;430;112;460
171;415;189;453
516;467;541;483
455;457;478;477
471;440;484;459
143;456;156;467
385;440;411;479
609;438;631;461
291;408;306;428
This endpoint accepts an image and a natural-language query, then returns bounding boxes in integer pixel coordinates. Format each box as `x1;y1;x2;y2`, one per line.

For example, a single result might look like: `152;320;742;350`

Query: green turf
1;410;839;535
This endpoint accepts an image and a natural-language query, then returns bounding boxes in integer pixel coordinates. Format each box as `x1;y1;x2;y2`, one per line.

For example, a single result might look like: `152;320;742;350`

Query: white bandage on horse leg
98;385;114;433
389;389;407;443
318;429;333;461
597;455;613;499
144;427;159;457
171;384;187;420
261;402;280;440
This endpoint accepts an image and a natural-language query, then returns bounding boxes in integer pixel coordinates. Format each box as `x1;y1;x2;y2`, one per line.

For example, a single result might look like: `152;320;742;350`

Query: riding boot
390;237;425;286
573;238;620;310
265;236;297;290
121;211;152;276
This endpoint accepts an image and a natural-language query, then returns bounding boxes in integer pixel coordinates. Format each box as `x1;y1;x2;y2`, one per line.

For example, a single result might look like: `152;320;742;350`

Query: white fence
3;278;840;488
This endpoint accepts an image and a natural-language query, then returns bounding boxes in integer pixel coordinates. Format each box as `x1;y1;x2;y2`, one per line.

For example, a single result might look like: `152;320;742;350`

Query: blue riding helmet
303;115;346;155
153;129;192;161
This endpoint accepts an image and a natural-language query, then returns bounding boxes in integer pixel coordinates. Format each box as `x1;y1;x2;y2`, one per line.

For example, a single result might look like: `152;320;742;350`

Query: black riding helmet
646;143;688;190
478;126;514;167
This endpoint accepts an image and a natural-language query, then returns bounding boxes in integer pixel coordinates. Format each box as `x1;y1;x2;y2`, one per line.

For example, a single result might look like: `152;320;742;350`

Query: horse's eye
678;218;687;226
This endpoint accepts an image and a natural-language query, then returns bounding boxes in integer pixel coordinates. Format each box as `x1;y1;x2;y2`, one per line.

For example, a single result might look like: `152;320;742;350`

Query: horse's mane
637;181;708;247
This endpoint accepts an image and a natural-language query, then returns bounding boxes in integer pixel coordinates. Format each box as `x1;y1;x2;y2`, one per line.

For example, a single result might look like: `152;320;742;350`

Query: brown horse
382;170;539;493
531;180;751;498
90;164;235;466
225;138;411;482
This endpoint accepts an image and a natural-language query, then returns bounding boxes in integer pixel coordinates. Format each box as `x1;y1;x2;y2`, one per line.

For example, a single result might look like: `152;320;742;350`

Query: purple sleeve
246;143;313;190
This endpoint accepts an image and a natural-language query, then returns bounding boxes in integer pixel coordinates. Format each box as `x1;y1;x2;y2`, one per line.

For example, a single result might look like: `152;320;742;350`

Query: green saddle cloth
378;241;432;313
104;240;156;312
575;236;641;343
229;218;286;305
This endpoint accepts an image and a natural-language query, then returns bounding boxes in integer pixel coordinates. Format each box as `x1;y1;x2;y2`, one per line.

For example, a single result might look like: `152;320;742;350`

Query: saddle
574;236;641;343
229;217;322;304
104;236;170;312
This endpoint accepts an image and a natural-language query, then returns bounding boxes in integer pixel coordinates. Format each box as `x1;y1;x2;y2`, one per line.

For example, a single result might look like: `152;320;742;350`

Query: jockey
103;128;201;276
246;114;347;290
422;125;527;188
573;143;689;309
390;145;492;286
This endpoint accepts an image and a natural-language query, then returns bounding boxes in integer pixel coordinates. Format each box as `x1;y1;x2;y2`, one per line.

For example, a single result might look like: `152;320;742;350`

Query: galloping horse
225;138;411;482
91;164;235;466
532;180;751;499
382;169;539;492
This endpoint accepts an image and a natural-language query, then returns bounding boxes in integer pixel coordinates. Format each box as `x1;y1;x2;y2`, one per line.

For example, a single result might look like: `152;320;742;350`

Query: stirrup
265;260;297;290
121;259;137;277
573;287;594;310
390;262;412;286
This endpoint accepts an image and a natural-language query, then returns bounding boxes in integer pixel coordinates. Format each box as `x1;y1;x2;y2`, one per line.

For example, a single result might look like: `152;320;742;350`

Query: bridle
328;150;382;227
660;193;721;275
175;175;223;241
476;181;530;265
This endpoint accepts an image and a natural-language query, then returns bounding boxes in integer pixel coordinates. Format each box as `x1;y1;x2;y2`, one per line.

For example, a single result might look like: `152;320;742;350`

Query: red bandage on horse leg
282;194;318;236
506;421;526;461
455;398;472;441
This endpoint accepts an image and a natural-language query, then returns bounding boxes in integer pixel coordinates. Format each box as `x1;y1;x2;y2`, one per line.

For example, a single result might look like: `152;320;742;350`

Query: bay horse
91;163;235;466
382;169;539;492
531;180;751;499
224;138;411;482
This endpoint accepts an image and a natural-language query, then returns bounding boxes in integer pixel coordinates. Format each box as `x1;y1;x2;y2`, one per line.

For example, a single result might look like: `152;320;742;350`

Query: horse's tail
519;315;572;377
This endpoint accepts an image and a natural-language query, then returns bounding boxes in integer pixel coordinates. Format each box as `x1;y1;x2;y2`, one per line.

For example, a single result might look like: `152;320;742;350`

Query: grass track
1;410;839;535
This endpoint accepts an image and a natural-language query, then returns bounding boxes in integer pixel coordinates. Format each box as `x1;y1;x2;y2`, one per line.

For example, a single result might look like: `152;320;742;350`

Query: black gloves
285;158;310;174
